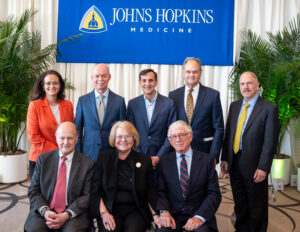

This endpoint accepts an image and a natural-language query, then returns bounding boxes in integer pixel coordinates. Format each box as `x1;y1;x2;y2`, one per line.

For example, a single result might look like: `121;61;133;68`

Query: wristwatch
40;207;50;217
65;210;72;220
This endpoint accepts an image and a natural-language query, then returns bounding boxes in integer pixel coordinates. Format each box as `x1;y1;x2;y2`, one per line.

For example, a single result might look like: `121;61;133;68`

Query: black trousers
229;152;268;232
98;204;149;232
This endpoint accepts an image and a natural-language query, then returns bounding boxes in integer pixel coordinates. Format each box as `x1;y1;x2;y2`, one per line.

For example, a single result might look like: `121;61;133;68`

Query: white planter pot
271;157;290;185
0;151;28;183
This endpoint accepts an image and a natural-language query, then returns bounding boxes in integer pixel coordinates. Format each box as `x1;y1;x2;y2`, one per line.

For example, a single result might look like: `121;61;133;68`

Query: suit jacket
127;93;176;157
169;84;224;161
27;98;74;162
157;149;221;230
75;90;126;161
24;149;95;229
90;149;157;223
221;97;280;177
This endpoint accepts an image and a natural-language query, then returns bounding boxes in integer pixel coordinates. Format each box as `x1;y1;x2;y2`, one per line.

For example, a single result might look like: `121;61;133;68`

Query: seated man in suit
75;63;126;161
127;69;176;168
157;120;221;232
24;122;94;232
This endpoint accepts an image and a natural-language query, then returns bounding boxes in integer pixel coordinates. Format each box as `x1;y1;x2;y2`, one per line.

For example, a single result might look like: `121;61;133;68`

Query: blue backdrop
57;0;234;65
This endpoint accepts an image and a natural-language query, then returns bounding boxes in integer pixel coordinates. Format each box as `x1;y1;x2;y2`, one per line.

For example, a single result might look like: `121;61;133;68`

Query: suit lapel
231;99;243;133
149;93;162;127
168;153;182;199
88;91;101;125
191;84;205;124
137;95;150;129
67;151;80;194
42;98;57;126
243;97;263;134
104;90;116;126
187;151;202;197
50;151;60;198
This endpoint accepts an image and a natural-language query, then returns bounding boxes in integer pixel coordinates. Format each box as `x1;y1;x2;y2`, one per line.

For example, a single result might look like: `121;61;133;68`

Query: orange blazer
26;98;74;162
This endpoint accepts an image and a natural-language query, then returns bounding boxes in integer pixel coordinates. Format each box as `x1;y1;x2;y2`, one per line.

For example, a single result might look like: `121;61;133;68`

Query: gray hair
183;57;202;70
168;120;193;136
240;71;258;82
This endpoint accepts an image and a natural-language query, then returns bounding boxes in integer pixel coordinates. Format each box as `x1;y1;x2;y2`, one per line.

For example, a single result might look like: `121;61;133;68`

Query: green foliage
230;14;300;154
0;9;77;153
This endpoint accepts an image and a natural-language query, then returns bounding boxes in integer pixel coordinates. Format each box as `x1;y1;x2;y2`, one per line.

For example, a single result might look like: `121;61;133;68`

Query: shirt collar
59;150;74;161
143;91;158;103
185;83;200;94
176;147;192;159
243;93;259;106
94;88;109;99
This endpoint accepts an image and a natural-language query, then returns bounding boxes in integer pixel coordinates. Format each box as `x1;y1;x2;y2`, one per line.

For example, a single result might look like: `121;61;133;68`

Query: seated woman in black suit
90;121;159;232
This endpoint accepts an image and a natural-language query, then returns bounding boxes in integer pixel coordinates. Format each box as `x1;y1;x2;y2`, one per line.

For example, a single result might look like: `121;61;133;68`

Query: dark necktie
50;156;67;213
179;154;189;199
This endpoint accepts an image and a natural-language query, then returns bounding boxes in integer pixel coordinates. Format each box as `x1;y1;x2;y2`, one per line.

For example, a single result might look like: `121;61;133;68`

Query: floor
0;177;299;232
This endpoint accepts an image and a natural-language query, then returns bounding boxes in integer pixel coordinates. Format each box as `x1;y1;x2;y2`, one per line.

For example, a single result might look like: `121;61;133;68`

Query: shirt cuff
194;215;206;224
66;209;77;219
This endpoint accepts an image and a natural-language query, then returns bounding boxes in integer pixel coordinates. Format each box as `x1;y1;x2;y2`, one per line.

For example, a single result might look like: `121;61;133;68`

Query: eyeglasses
116;135;133;140
168;133;190;140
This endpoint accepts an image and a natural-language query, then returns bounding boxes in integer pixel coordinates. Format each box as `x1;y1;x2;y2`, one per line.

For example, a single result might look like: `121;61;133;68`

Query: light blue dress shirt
175;148;206;223
237;94;259;150
144;91;158;124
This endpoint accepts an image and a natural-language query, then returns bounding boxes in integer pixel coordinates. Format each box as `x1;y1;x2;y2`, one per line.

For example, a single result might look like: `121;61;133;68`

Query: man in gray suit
221;72;280;231
24;122;94;232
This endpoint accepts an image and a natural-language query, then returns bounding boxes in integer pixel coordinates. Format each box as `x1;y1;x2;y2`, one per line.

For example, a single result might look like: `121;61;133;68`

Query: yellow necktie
233;103;250;154
186;88;194;124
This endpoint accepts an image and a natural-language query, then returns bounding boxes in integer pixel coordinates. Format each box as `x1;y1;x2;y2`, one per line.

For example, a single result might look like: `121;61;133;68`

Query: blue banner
57;0;234;65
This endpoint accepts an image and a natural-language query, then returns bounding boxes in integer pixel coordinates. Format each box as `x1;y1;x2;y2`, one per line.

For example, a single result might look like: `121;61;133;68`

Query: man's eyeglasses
168;133;190;140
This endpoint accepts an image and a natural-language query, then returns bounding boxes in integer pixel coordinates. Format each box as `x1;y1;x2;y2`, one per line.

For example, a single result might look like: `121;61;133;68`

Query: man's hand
45;211;69;229
220;161;228;174
153;215;161;228
183;217;203;231
253;169;267;183
101;211;116;231
151;156;160;169
159;211;176;229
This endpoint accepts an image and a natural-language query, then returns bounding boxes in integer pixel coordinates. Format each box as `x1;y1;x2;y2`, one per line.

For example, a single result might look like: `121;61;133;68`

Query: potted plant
0;9;74;183
229;14;300;185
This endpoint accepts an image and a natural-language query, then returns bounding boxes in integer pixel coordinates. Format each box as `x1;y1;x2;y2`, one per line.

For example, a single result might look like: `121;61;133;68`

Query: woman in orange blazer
27;70;74;178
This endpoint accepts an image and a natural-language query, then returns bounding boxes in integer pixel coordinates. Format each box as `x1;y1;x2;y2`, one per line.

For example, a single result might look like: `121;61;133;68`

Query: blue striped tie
179;154;189;199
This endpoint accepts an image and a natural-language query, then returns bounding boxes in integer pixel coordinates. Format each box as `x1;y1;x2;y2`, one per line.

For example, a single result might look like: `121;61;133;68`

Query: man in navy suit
157;120;221;232
127;69;176;168
169;57;224;164
75;64;126;161
221;72;280;231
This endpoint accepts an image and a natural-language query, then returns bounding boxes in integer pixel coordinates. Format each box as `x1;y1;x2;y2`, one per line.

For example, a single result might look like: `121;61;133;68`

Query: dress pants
98;204;149;232
156;213;216;232
229;152;268;232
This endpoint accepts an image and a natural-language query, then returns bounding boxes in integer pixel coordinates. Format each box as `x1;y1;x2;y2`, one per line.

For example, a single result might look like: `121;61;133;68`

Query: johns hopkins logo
79;5;107;33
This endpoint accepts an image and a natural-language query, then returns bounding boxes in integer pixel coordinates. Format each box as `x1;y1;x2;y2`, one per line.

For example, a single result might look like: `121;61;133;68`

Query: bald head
91;64;111;94
56;122;78;156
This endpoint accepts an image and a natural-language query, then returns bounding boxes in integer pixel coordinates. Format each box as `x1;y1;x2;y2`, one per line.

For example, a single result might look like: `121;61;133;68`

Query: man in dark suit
24;122;94;232
127;69;176;168
75;64;126;161
169;57;224;164
157;120;221;232
221;72;280;232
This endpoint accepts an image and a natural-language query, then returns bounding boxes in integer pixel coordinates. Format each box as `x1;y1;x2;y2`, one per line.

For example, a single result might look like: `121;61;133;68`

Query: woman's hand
101;211;116;231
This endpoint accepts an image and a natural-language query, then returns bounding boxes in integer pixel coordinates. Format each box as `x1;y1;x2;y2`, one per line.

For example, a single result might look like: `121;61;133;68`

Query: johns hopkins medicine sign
57;0;234;65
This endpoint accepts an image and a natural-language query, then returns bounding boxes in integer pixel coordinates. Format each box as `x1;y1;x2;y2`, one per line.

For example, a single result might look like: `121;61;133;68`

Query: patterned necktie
50;156;67;213
186;88;194;124
233;103;250;154
98;95;105;124
179;154;189;199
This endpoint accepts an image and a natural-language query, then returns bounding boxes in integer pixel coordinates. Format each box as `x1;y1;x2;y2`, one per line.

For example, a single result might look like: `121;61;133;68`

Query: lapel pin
136;162;141;168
